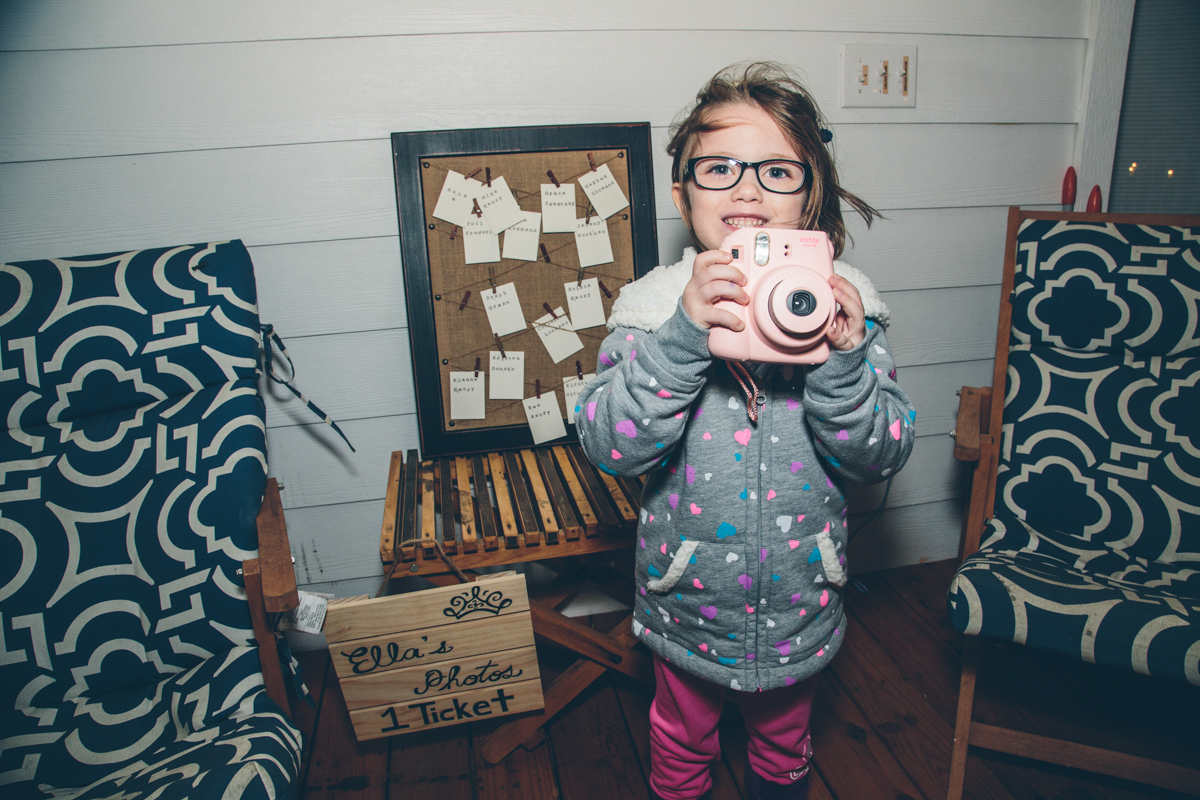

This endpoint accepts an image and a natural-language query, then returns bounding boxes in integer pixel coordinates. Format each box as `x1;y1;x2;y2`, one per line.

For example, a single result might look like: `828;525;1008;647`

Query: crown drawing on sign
443;585;514;620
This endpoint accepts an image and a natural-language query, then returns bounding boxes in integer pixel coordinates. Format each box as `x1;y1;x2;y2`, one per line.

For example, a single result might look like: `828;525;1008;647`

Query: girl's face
672;103;809;253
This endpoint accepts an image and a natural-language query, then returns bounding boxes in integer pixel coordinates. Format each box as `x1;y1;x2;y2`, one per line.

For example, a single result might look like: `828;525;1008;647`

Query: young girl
575;63;915;800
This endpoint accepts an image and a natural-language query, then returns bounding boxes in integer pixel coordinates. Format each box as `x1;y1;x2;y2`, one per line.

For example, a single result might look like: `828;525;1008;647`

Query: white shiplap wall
0;0;1133;597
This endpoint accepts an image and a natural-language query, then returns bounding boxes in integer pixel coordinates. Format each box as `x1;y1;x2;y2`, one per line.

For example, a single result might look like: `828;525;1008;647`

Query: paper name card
463;213;500;264
481;283;526;337
475;176;525;234
534;306;584;363
564;277;607;330
562;373;596;424
324;574;543;741
502;212;542;262
449;372;485;420
433;170;484;227
523;391;567;445
575;216;614;268
541;183;578;233
578;163;629;219
489;350;525;400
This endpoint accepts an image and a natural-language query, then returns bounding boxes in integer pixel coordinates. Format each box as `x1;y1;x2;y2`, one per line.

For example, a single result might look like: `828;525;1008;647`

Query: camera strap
724;360;761;423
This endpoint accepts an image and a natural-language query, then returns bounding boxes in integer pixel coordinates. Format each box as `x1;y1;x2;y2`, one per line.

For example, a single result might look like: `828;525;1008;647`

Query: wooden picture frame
392;123;658;458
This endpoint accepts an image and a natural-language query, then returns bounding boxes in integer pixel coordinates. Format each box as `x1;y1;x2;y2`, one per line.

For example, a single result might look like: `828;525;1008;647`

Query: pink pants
649;655;819;800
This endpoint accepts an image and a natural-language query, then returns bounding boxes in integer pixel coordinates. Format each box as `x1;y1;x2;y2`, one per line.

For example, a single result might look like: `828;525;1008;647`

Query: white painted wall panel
265;414;418;510
0;124;1074;263
0;0;1089;51
251;237;408;337
261;327;414;429
0;32;1083;162
848;498;963;574
0;1;1132;592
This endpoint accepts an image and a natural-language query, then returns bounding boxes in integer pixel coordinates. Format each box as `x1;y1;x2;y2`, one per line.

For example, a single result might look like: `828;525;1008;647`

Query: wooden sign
324;573;543;740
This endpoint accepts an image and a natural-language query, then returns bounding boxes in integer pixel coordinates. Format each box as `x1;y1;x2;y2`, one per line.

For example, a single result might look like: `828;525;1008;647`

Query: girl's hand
682;249;749;330
826;274;866;351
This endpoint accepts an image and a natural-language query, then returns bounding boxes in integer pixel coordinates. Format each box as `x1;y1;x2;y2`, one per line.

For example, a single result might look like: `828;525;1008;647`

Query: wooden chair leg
947;636;979;800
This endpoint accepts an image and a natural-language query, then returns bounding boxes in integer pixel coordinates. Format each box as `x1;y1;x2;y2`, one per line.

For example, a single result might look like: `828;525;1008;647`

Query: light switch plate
842;44;917;108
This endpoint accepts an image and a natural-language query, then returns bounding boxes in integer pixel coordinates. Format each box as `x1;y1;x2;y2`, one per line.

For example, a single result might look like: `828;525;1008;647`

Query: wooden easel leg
947;636;979;800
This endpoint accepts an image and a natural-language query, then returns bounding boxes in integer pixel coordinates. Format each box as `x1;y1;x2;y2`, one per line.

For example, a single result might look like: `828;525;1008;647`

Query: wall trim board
1074;0;1135;208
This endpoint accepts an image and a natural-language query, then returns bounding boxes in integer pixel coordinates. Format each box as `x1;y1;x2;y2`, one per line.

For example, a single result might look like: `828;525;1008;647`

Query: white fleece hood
607;247;890;333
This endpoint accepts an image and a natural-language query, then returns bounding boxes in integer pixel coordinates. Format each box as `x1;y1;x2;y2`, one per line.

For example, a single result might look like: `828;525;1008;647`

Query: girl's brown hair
667;61;879;259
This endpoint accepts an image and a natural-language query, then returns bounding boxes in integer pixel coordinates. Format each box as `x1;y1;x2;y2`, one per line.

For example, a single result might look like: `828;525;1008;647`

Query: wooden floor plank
295;561;1195;800
302;652;390;800
846;571;1126;800
386;724;473;800
831;605;1014;800
548;679;651;800
812;672;926;800
471;720;560;800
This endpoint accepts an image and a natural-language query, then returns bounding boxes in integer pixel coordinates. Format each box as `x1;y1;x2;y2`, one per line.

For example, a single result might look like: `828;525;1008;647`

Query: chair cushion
1;241;261;430
996;346;1200;566
948;217;1200;686
948;514;1200;685
1;241;299;797
4;647;300;800
1008;218;1200;357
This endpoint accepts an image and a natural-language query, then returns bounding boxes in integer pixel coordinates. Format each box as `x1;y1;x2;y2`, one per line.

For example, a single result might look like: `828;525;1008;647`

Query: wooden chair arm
952;387;990;462
244;478;299;717
255;478;299;613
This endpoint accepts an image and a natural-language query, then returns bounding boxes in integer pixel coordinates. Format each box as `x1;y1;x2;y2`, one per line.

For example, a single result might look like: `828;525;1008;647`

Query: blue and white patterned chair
945;209;1200;798
1;241;303;799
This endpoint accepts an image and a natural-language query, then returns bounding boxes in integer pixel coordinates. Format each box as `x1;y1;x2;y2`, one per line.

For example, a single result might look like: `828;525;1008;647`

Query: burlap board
418;149;637;436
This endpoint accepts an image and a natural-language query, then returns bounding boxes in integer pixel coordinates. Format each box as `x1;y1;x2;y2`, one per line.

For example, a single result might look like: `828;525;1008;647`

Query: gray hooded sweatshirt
576;248;915;692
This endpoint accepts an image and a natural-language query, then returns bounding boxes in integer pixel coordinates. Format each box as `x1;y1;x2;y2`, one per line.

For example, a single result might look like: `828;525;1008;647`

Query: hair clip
820;128;833;144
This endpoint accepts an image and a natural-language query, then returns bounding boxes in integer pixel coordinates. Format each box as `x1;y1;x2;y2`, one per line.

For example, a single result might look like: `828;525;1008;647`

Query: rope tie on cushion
260;324;356;452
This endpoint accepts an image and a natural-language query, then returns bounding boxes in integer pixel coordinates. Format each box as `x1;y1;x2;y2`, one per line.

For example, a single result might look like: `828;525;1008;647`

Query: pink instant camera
707;229;837;364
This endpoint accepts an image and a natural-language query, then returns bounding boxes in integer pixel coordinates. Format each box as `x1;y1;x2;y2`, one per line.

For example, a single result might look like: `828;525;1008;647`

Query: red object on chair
1061;167;1077;211
1086;185;1103;213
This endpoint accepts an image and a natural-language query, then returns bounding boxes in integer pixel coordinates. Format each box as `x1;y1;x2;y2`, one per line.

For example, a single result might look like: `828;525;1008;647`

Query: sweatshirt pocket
646;539;701;594
816;528;848;587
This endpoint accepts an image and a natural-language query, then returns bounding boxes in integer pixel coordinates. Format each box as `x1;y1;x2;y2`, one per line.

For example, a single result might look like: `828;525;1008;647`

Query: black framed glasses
685;157;811;194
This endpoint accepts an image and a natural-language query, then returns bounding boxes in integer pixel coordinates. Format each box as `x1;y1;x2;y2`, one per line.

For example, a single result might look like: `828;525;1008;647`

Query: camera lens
789;290;817;316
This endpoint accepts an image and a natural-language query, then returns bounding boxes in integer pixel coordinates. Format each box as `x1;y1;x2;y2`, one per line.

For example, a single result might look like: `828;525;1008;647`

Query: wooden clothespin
575;360;584;381
494;333;506;357
597;279;612;298
474;357;481;378
587;153;597;172
542;303;557;320
459;290;471;310
487;266;496;290
577;266;586;286
485;167;492;187
466;168;482;180
472;199;484;218
540;243;551;263
449;225;459;240
535;379;541;399
546;170;560;188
